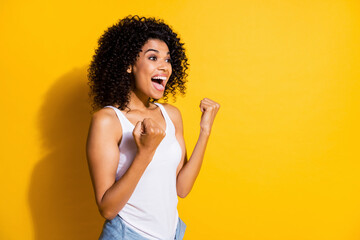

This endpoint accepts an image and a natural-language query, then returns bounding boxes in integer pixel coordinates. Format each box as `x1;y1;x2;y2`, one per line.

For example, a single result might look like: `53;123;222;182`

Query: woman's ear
127;66;132;74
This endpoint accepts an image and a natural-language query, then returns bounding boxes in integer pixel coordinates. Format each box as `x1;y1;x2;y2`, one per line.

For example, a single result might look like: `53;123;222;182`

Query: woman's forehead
141;39;170;54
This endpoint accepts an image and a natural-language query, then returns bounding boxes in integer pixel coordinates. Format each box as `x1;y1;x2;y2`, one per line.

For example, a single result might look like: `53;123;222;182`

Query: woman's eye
148;56;171;63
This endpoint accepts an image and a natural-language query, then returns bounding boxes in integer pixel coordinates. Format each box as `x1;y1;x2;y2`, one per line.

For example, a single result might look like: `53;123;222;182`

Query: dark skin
86;39;220;220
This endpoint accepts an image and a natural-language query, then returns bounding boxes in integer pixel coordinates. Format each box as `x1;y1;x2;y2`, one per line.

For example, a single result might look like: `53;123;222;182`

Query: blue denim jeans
99;215;186;240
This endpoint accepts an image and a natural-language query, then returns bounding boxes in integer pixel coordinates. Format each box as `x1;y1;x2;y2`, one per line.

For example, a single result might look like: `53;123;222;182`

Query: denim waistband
99;215;186;240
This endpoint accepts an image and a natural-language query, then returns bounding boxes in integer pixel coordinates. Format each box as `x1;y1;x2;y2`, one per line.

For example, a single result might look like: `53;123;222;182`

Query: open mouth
151;76;166;91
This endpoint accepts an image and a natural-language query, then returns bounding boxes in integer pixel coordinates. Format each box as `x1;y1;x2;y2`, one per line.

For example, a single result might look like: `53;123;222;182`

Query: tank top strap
103;105;134;131
154;102;175;134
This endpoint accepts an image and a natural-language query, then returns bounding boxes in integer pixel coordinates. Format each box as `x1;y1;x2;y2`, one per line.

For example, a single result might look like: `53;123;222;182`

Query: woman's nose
158;60;170;71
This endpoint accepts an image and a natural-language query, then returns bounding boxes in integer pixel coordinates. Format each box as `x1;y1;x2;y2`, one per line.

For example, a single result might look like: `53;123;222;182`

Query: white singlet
104;102;182;240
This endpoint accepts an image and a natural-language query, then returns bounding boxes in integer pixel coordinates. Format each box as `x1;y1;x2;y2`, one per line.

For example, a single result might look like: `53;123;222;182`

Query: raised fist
132;118;166;156
199;98;220;135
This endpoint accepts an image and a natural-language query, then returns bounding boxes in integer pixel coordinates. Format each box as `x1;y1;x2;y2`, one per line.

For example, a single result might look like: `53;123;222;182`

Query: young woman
86;15;220;240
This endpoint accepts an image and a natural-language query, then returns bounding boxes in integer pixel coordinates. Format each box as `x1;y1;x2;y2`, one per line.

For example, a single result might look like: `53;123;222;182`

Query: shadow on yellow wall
28;67;103;239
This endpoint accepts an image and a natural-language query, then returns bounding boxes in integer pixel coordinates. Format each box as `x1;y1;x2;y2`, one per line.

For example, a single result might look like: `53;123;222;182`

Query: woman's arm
86;108;165;220
165;98;220;198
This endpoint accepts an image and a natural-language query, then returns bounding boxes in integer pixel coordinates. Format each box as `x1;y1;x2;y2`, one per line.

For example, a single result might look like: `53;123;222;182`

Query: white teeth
152;76;166;80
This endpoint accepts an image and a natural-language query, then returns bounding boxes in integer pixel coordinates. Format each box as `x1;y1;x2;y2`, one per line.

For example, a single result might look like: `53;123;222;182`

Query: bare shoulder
162;103;182;119
161;103;183;129
89;107;122;140
92;108;118;125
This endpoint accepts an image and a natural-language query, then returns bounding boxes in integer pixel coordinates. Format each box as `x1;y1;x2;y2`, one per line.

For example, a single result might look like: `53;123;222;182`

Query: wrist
137;148;156;158
200;128;211;137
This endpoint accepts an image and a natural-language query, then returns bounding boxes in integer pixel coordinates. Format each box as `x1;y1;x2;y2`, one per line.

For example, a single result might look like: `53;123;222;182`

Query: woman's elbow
99;206;118;220
177;192;188;198
177;187;190;198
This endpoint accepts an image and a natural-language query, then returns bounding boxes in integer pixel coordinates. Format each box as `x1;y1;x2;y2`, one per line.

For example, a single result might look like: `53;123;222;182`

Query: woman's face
130;38;172;100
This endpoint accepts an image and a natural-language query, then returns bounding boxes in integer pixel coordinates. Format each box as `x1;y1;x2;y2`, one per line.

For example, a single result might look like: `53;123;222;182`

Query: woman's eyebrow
144;49;170;55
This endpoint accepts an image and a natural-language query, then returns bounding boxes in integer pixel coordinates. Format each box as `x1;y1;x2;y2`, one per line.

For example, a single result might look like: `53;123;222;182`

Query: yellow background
1;0;360;239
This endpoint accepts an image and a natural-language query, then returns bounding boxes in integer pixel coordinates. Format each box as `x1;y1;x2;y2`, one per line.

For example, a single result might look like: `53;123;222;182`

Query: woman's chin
152;95;163;101
150;91;164;100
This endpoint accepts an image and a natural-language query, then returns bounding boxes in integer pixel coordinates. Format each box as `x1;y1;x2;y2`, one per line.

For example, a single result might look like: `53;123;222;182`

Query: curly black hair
87;15;189;111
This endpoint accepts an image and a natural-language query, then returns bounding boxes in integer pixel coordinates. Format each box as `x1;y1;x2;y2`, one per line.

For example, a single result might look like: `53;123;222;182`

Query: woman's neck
126;90;155;111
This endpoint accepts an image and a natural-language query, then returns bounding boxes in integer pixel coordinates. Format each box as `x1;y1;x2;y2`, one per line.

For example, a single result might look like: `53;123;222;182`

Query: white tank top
104;102;182;240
